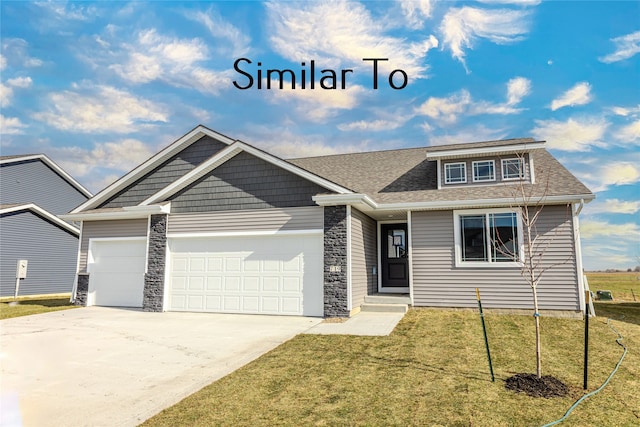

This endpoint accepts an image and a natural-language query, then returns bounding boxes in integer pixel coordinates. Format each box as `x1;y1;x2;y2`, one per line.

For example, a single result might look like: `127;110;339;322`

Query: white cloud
580;219;640;240
599;31;640;63
615;120;640;143
610;105;640;117
188;8;251;56
506;76;531;105
440;6;531;67
0;83;12;107
416;77;530;124
33;84;168;133
1;38;43;68
267;0;438;79
531;117;608;151
109;29;231;95
416;90;471;124
0;114;27;134
585;199;640;215
476;0;541;4
270;83;368;122
236;127;369;159
550;82;592;111
6;76;32;88
338;118;406;132
428;124;508;146
399;0;433;29
0;54;6;70
574;158;640;192
35;0;97;21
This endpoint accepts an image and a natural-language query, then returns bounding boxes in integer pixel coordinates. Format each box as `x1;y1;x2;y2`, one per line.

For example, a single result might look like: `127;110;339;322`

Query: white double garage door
88;233;324;317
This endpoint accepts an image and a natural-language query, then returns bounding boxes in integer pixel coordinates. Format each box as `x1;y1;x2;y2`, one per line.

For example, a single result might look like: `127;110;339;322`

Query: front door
380;223;409;292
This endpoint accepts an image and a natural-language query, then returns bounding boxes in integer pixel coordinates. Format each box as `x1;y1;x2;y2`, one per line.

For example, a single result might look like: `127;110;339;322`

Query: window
502;158;524;180
454;209;522;266
444;162;467;184
472;160;495;182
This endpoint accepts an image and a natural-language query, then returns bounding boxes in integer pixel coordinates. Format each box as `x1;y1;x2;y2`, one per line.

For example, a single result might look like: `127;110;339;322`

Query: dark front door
381;223;409;289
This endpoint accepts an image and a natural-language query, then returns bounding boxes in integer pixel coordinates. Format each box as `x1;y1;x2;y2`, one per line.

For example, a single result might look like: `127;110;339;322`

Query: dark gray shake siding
167;152;328;213
350;208;377;309
0;210;79;297
323;205;349;317
143;214;167;312
100;136;228;208
411;204;579;310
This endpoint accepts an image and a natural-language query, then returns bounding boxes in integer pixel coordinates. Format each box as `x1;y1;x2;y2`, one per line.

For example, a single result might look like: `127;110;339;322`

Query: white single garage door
87;238;146;307
168;234;323;316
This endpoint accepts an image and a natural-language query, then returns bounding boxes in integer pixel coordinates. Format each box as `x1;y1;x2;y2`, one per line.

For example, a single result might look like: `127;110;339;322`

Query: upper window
472;160;495;182
454;209;522;267
444;162;467;184
502;158;524;180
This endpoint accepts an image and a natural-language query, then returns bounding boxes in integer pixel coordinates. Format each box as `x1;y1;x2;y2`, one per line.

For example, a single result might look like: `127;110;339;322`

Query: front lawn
0;295;77;320
144;307;639;426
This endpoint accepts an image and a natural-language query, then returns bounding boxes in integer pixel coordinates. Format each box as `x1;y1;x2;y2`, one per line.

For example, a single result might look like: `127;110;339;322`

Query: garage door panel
168;234;323;316
88;239;146;308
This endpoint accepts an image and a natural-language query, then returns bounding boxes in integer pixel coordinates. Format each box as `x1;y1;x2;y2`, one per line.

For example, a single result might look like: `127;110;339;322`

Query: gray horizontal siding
441;153;531;188
1;160;88;215
79;219;148;272
100;136;228;208
350;207;377;309
167;206;323;234
411;205;579;310
168;151;328;213
1;210;79;296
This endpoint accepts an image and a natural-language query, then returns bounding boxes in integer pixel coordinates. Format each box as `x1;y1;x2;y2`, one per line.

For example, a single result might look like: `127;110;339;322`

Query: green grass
586;272;640;302
0;295;77;320
144;307;639;426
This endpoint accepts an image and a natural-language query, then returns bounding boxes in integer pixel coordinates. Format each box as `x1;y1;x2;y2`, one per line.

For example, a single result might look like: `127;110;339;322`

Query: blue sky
1;0;639;271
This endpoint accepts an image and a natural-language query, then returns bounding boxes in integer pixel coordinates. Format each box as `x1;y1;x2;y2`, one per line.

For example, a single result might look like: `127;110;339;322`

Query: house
0;154;92;297
62;125;594;317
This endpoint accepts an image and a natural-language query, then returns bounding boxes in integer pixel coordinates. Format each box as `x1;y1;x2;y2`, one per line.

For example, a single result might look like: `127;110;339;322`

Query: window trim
444;162;467;184
501;158;525;181
472;160;496;182
453;208;523;268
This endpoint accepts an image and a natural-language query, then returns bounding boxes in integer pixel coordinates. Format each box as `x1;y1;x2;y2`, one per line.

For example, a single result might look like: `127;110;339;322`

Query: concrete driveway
0;307;321;427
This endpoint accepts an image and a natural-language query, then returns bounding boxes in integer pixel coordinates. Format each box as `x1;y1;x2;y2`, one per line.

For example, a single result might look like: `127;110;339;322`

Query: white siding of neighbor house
350;208;377;309
79;219;149;273
411;204;579;310
167;206;323;234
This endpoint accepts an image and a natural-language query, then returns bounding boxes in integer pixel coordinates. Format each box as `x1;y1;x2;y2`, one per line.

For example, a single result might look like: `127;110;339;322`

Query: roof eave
426;141;546;161
61;203;171;221
1;203;80;235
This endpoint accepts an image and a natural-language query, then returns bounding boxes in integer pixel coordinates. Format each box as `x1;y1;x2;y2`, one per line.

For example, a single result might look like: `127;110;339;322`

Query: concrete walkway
0;307;321;427
304;311;406;336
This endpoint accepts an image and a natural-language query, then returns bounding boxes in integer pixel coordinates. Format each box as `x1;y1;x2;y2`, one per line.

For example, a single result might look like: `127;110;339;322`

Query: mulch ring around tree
505;373;570;398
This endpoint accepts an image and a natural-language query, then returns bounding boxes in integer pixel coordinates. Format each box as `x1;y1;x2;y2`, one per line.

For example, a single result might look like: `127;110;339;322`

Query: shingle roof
288;141;592;205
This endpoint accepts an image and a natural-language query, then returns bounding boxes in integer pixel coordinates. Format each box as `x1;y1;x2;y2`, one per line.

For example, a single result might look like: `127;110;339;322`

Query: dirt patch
505;373;570;398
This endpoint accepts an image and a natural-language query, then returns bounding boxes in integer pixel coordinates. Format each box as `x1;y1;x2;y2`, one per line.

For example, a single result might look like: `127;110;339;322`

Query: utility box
16;260;28;279
596;290;613;301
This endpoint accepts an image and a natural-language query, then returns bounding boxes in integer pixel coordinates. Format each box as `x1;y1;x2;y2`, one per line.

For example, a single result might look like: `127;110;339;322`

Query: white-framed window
444;162;467;184
472;160;495;182
453;208;523;267
502;158;524;180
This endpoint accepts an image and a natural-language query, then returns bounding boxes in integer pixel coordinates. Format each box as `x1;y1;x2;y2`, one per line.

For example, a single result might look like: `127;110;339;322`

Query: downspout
573;199;586;313
70;221;84;303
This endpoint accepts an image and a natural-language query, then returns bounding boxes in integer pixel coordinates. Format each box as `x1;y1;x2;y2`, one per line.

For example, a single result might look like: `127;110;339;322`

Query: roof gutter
313;193;595;211
60;203;171;221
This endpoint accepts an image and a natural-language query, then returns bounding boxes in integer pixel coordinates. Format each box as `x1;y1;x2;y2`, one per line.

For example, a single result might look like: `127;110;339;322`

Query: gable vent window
472;160;495;182
502;158;524;180
444;162;467;184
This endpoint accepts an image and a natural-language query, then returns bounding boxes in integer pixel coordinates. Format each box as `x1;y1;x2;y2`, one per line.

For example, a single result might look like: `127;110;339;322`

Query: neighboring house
63;125;593;317
0;154;92;297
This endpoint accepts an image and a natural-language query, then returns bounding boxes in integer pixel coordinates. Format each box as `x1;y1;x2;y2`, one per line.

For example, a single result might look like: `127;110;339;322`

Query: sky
1;0;639;271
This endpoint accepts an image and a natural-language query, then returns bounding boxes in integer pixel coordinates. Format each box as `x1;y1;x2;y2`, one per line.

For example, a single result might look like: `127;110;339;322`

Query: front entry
380;223;409;293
